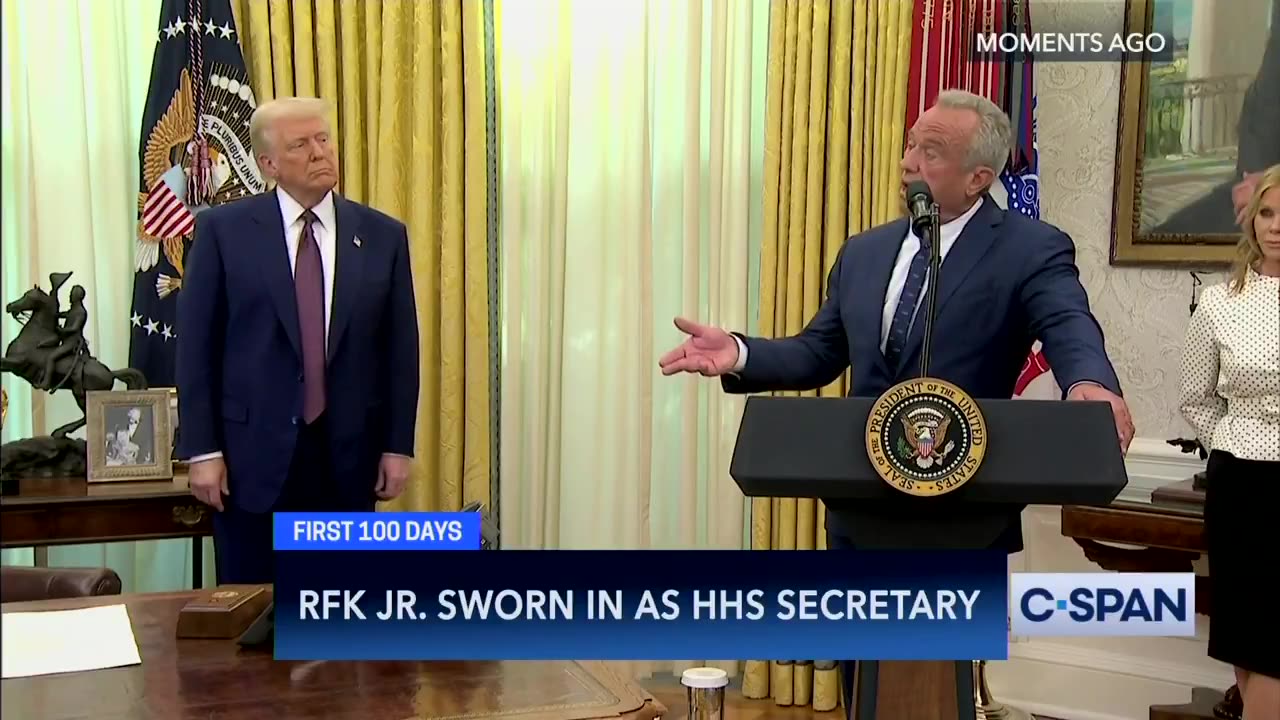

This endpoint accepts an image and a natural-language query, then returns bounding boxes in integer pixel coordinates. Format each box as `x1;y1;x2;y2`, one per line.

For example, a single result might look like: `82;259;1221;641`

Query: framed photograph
1110;0;1276;266
86;389;174;482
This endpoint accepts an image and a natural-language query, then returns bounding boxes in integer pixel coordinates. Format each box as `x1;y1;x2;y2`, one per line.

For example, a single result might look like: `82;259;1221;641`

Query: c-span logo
1011;573;1196;637
865;378;987;497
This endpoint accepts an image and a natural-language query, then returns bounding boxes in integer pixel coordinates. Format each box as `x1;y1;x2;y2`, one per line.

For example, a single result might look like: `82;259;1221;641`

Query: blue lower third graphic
273;512;482;550
272;550;1011;661
1010;572;1196;637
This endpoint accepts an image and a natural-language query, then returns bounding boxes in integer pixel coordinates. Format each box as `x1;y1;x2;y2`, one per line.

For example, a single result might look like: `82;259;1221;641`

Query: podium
728;391;1128;720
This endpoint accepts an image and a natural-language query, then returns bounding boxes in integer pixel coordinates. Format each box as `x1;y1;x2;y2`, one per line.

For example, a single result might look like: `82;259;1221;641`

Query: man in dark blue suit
176;96;419;584
659;89;1135;550
660;89;1134;713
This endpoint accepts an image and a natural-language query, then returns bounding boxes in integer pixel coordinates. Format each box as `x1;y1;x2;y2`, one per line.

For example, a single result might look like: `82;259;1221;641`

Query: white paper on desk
1;604;142;678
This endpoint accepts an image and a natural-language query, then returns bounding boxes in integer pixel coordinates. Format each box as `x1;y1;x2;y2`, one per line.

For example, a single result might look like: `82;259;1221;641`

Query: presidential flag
128;0;264;386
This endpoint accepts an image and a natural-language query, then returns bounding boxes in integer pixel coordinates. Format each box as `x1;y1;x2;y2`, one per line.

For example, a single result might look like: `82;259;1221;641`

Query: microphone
906;180;935;234
905;180;941;377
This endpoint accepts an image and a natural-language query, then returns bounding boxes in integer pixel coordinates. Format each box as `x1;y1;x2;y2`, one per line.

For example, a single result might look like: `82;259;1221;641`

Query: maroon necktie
295;210;326;423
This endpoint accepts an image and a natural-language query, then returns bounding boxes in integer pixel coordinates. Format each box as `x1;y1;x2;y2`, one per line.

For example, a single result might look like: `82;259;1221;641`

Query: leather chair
0;566;123;603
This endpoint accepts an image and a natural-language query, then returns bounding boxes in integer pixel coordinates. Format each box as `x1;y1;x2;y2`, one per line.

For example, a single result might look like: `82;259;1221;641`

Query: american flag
140;181;196;239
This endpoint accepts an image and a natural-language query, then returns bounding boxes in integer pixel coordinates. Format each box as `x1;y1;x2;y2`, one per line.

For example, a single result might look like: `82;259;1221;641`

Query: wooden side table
1061;480;1240;720
0;473;211;588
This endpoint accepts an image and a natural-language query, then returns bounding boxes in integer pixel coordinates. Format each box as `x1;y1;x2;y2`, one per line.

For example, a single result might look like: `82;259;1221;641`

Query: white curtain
496;0;769;552
1;0;213;590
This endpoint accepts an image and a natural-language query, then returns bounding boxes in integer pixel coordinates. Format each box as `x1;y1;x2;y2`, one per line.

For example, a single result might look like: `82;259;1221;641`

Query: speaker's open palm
658;317;739;377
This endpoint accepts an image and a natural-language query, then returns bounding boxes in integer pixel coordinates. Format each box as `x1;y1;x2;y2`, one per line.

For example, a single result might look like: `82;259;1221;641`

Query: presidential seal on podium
865;377;987;497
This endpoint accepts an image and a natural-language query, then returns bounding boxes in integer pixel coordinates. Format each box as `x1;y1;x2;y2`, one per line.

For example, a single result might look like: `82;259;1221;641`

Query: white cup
681;667;728;720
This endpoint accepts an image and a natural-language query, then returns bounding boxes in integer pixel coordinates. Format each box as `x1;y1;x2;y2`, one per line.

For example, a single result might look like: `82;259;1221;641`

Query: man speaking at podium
659;89;1134;556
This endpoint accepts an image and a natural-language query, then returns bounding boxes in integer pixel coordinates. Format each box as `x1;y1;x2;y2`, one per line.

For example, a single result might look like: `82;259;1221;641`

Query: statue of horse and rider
1;272;148;439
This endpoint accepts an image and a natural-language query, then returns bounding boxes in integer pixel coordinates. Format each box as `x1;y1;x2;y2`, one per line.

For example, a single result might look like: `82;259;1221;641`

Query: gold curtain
229;0;492;513
742;0;912;710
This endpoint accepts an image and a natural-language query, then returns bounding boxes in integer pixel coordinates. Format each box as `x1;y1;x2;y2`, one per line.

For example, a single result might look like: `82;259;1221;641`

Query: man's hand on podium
658;317;739;377
1067;382;1136;455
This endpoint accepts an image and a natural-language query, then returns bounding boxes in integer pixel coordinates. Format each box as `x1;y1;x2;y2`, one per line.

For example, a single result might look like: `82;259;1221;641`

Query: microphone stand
918;202;942;378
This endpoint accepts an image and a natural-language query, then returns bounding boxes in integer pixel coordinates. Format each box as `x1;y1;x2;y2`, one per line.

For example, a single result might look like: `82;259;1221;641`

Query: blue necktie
884;236;931;367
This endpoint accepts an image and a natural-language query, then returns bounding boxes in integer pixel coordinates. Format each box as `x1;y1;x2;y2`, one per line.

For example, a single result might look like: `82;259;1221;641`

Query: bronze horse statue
1;273;147;438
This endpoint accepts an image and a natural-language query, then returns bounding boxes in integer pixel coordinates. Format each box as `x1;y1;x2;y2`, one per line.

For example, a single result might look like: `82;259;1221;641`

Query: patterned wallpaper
1035;0;1226;440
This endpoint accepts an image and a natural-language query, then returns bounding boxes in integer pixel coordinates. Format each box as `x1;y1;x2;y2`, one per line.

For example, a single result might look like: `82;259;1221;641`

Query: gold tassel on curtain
742;0;912;710
230;0;492;513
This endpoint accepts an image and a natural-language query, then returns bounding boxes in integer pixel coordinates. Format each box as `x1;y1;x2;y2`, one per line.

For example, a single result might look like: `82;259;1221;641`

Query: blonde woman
1180;163;1280;718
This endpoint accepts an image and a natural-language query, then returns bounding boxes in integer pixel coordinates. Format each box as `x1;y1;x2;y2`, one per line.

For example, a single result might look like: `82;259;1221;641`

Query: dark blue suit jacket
722;196;1121;550
175;191;419;513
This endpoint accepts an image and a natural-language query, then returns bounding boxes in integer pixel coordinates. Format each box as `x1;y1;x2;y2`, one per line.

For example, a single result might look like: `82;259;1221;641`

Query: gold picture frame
87;389;174;482
1110;0;1261;267
164;387;189;473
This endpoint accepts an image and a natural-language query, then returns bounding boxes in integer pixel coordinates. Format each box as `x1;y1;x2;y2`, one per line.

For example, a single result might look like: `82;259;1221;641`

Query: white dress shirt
877;197;982;352
1179;268;1280;463
731;198;982;370
188;188;338;464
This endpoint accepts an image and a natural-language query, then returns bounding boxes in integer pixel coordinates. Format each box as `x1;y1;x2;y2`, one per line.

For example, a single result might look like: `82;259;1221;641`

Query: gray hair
934;89;1012;176
249;97;331;155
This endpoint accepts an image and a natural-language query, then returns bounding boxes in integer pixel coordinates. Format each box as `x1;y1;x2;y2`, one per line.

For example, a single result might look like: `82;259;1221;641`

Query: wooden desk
0;474;210;588
0;591;666;720
1061;480;1239;720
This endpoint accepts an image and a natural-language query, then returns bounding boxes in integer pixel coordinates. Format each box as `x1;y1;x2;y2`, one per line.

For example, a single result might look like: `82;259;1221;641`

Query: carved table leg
192;536;203;588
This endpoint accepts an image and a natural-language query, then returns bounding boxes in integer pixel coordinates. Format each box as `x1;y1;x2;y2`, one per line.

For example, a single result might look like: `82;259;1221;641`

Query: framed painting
86;389;174;482
1111;0;1277;266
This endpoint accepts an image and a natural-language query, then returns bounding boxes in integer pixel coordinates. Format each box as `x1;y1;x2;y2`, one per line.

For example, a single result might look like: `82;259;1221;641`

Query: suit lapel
893;196;1004;376
852;220;908;378
327;195;364;363
251;193;302;360
934;196;1003;311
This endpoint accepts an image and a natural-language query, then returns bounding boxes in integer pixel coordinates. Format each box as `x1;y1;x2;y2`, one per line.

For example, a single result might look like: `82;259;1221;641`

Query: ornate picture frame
86;389;174;483
1110;0;1265;267
164;386;188;472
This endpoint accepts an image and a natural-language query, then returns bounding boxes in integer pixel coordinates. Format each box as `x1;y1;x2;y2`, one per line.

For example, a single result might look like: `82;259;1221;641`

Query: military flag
905;0;1008;132
128;0;264;386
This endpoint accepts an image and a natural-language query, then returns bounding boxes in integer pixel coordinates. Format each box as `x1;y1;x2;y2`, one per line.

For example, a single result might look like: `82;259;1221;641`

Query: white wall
985;439;1231;720
1031;0;1228;443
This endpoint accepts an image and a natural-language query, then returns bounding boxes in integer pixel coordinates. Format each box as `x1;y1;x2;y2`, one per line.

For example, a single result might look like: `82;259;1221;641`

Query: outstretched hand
658;317;740;377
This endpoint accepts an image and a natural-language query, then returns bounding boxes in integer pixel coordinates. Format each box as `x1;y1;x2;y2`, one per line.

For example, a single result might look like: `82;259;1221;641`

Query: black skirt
1204;449;1280;679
